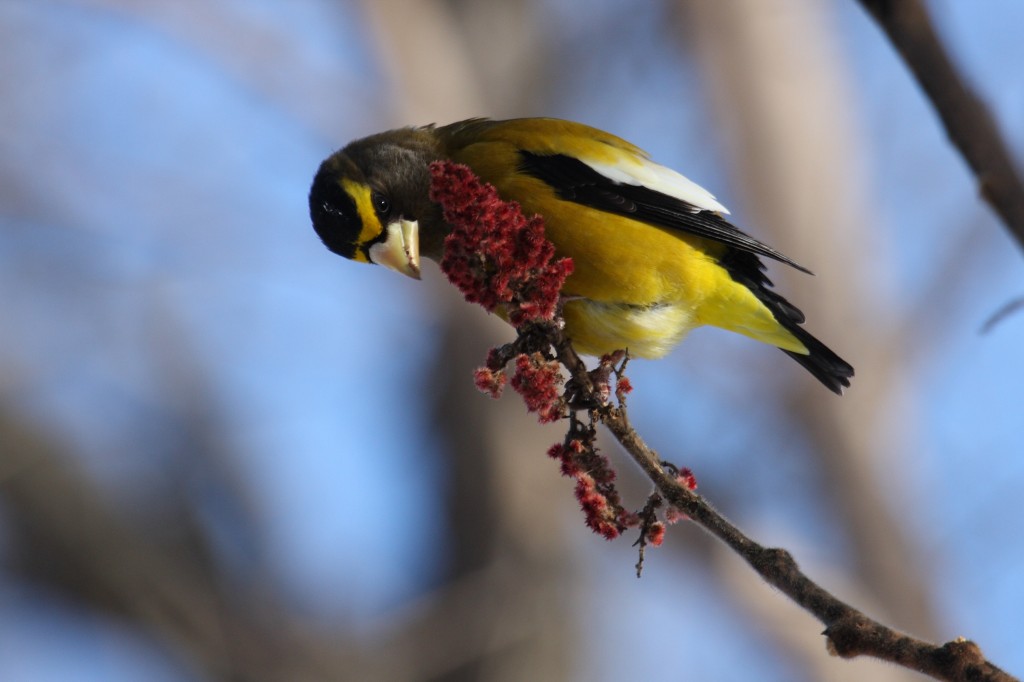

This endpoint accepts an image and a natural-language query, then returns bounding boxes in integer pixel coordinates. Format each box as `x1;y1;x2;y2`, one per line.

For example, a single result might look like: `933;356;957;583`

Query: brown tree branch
857;0;1024;252
543;321;1016;682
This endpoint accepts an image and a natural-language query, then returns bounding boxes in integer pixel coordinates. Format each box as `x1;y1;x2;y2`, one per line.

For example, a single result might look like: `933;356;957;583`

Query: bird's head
308;129;443;280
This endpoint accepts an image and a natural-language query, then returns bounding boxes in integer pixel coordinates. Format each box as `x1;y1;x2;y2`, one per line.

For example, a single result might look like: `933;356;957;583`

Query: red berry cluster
509;352;564;424
547;430;627;540
472;347;565;423
429;161;573;327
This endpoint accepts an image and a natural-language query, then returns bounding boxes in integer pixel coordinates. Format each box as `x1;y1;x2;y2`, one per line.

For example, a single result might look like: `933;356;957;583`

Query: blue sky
2;1;1023;680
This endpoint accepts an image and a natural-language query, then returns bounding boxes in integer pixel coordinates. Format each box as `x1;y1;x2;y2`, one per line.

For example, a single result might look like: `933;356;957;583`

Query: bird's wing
516;149;810;274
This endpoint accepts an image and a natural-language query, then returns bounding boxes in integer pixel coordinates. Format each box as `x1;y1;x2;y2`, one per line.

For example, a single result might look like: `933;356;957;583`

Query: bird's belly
562;298;696;358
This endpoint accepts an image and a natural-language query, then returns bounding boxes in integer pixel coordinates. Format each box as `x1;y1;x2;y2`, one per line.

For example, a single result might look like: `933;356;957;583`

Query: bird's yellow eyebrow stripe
341;177;383;263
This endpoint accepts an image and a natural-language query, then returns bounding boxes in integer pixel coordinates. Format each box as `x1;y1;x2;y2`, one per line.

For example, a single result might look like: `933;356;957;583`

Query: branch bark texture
859;0;1024;252
548;323;1014;682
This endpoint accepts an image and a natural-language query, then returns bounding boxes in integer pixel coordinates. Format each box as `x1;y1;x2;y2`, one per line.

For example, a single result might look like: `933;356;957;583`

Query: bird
308;117;853;393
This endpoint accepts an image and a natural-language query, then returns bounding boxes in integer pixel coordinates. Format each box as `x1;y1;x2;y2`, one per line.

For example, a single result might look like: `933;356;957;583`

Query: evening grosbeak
308;118;853;393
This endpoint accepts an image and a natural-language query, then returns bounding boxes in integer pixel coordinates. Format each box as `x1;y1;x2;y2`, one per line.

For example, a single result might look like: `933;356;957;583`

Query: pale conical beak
368;218;421;280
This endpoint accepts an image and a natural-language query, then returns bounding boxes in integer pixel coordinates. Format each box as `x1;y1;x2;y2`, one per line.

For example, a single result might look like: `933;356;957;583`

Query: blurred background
2;1;1023;680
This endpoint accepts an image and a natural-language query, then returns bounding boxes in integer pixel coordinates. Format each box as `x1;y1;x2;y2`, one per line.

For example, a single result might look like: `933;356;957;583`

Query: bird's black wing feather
517;151;811;275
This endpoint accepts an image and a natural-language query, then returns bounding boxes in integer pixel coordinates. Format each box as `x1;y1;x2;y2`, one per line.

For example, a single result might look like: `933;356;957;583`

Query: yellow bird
308;118;853;393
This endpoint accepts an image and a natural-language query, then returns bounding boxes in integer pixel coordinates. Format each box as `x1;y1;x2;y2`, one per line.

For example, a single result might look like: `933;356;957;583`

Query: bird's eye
371;192;390;216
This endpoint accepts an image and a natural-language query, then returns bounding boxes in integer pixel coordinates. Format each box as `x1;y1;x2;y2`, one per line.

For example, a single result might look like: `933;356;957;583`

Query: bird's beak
368;218;421;280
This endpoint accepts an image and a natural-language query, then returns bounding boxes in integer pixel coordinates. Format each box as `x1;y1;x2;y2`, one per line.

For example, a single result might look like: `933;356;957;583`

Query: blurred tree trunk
677;0;938;679
2;1;576;680
364;1;578;680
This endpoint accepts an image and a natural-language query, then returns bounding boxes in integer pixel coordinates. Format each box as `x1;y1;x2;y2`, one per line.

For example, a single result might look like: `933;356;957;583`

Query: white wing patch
583;156;730;215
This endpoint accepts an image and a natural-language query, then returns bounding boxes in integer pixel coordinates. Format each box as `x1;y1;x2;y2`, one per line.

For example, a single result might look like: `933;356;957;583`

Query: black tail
721;250;854;395
780;325;854;395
